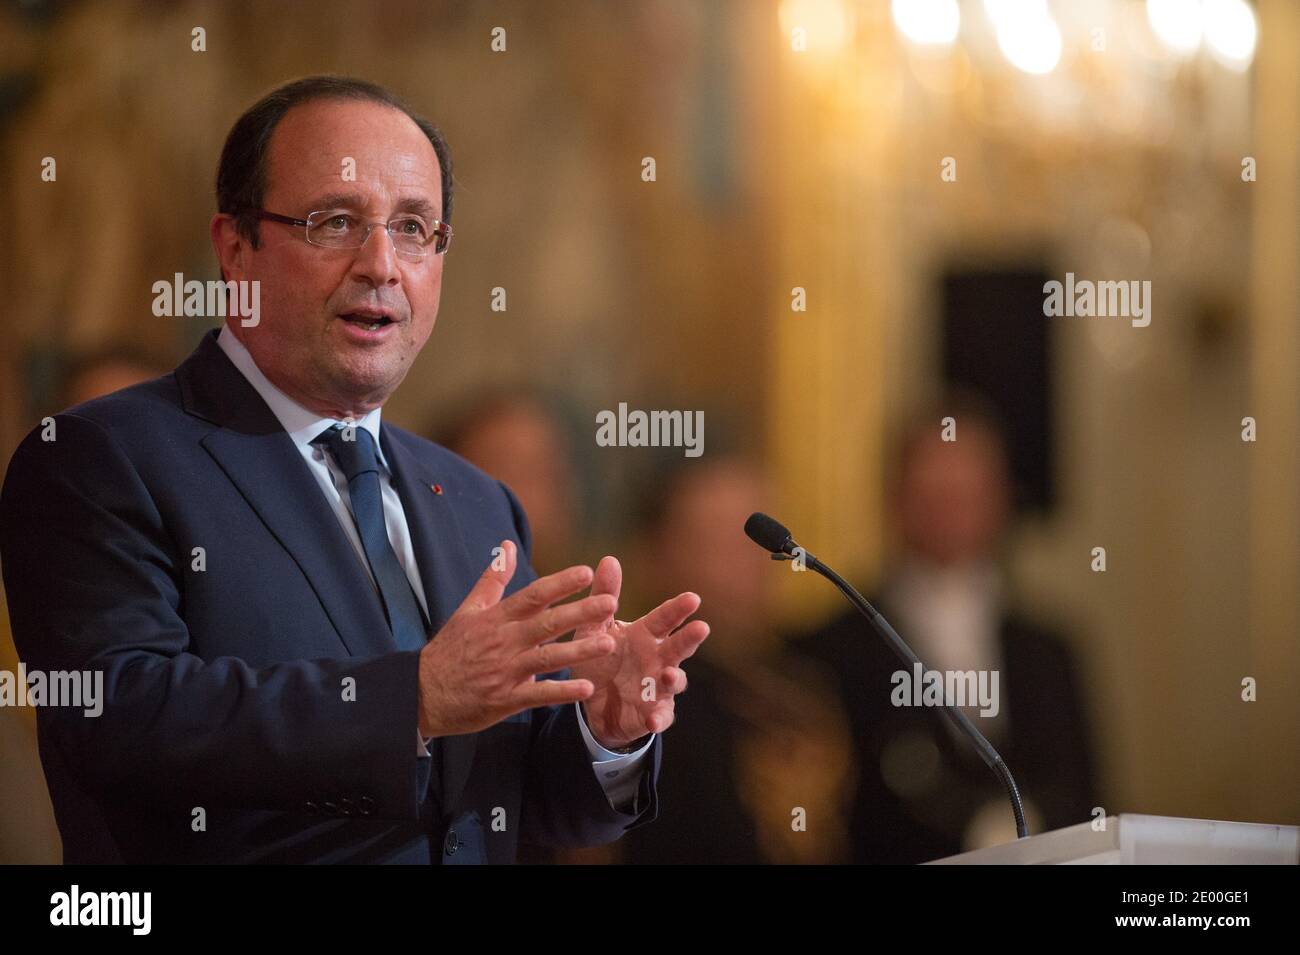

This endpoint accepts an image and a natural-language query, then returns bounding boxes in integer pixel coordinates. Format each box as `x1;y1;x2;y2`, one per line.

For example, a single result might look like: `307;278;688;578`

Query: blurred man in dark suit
793;405;1098;863
616;456;853;864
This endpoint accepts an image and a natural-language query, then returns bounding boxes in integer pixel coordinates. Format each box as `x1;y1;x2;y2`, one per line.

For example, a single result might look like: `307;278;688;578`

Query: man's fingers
638;669;686;736
514;633;615;679
646;704;676;734
660;620;710;666
638;591;703;639
515;594;617;647
659;666;688;695
589;555;623;603
514;677;595;709
496;564;594;622
460;539;517;611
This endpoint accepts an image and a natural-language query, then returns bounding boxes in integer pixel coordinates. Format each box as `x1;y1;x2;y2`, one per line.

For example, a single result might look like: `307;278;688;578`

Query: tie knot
313;423;380;482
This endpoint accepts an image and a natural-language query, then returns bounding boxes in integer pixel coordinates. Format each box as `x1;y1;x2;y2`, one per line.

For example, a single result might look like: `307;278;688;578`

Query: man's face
214;98;445;418
897;428;1009;566
655;462;773;643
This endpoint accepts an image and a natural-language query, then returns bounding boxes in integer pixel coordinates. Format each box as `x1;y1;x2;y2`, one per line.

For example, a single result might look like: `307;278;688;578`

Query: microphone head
744;512;795;555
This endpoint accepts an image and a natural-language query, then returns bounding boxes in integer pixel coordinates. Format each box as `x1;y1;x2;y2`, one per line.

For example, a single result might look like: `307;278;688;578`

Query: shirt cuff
574;702;654;812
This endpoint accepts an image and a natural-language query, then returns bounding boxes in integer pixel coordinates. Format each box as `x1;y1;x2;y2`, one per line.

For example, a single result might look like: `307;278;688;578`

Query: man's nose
349;224;401;286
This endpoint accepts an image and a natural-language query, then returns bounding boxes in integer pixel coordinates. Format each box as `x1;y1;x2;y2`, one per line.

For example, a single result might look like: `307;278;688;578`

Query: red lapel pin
430;483;443;495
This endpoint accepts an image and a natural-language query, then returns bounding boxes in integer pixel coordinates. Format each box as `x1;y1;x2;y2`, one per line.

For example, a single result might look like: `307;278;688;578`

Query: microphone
743;512;796;556
745;511;1029;842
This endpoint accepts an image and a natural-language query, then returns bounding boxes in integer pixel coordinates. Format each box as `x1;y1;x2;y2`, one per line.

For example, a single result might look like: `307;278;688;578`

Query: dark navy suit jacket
0;328;660;863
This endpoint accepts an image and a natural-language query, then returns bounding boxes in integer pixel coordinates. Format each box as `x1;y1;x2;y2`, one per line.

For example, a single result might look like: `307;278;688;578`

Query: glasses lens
388;217;430;256
306;212;363;249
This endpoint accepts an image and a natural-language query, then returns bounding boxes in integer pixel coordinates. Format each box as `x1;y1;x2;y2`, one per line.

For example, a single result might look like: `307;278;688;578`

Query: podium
928;814;1300;864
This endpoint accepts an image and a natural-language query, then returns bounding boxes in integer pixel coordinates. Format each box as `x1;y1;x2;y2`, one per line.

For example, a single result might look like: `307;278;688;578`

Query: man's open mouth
339;312;395;331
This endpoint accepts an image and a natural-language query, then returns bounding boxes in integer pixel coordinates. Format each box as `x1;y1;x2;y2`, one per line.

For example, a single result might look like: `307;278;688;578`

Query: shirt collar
216;323;389;471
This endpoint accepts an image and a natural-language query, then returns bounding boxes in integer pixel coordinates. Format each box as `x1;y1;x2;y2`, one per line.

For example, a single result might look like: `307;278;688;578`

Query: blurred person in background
60;343;172;411
435;391;582;578
611;454;854;864
793;398;1098;863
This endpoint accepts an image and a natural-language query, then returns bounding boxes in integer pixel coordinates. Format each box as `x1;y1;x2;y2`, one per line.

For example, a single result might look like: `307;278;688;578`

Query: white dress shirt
884;556;1009;741
216;324;652;811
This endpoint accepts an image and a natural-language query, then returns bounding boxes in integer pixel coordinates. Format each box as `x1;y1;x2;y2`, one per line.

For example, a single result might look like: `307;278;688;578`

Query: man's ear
210;213;251;283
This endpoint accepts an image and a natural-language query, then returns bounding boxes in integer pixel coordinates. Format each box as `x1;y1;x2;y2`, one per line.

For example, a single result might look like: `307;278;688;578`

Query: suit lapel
179;329;396;659
381;425;479;814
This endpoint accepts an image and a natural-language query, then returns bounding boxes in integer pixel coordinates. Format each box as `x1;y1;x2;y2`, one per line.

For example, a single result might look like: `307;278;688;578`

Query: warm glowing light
892;0;961;46
1146;0;1204;56
996;11;1062;74
1203;0;1257;71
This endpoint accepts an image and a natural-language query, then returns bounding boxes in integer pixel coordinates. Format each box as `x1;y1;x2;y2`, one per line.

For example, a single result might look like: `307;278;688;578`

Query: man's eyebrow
392;197;440;221
308;193;440;220
308;192;368;212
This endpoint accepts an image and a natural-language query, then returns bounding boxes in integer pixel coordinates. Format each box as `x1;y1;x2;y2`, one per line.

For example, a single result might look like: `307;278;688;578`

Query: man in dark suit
793;405;1097;863
0;76;709;863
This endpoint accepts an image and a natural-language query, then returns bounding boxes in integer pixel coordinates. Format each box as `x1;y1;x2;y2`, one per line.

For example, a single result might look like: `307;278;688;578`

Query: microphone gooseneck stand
773;548;1029;841
745;511;1028;841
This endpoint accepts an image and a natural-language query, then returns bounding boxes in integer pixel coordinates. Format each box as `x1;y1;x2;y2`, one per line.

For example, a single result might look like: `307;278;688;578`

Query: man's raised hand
417;540;617;738
571;556;710;750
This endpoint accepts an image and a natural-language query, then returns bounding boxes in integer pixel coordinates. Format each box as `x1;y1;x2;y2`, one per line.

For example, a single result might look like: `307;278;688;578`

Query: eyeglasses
247;208;453;257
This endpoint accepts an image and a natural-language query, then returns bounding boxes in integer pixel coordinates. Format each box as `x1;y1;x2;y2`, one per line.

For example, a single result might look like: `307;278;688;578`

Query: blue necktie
313;424;429;652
